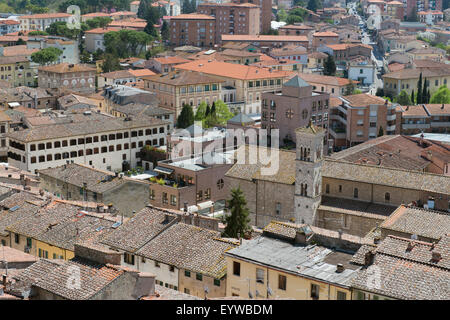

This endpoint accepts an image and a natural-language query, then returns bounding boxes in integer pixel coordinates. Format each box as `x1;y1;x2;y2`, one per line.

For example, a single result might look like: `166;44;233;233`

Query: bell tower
294;122;325;225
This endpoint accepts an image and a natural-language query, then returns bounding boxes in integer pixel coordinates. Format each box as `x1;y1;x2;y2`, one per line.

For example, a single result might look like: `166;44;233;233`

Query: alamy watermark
169;122;281;176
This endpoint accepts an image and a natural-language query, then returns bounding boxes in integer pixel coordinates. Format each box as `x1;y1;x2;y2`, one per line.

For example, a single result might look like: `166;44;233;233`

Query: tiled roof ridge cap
324;158;450;177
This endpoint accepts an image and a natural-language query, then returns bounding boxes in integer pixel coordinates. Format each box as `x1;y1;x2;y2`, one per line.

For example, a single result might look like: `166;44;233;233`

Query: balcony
329;126;346;139
329;114;347;125
386;114;396;121
430;121;450;128
402;123;430;130
386;125;396;131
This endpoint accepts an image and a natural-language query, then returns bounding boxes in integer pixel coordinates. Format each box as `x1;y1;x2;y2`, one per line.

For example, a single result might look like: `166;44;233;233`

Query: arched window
385;192;390;202
325;184;330;194
354;188;359;199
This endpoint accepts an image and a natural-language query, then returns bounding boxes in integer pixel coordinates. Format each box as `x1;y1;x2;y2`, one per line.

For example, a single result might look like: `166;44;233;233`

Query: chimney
431;251;442;263
364;250;374;266
336;263;344;273
407;240;415;251
132;272;156;299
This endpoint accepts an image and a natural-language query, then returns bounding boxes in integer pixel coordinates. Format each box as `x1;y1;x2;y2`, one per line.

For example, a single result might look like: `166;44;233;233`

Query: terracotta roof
383;68;450;80
12;258;127;300
0;20;19;25
143;70;224;85
170;14;215;20
108;19;146;28
381;205;450;241
0;56;29;64
38;63;96;73
128;69;156;77
341;93;388;107
136;223;237;279
424;104;449;116
298;73;355;86
221;35;309;42
101;206;178;252
152;56;190;65
351;235;450;300
279;24;314;30
85;27;121;34
313;31;339;37
20;13;71;19
175;60;293;80
225;145;296;184
400;105;429;117
322;159;450;195
6;115;166;143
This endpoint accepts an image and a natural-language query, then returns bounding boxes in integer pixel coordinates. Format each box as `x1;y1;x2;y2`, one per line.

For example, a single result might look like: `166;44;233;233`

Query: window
196;190;203;201
169;265;175;272
275;202;281;215
162;192;168;204
256;268;264;284
355;291;366;300
278;274;286;290
311;283;319;299
353;188;358;198
385;192;390;202
217;179;224;189
214;279;221;287
326;184;330;194
155;261;160;268
337;291;347;300
185;270;191;277
26;237;32;248
339;185;342;193
170;195;177;206
124;253;134;265
184;288;190;294
150;189;155;200
233;261;240;276
196;273;203;281
14;233;19;244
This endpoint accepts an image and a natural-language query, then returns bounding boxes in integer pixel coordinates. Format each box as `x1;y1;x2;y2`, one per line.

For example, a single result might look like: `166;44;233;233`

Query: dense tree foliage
430;85;450;104
323;54;336;76
176;104;195;129
104;29;152;58
223;187;251;239
31;47;63;65
395;90;412;106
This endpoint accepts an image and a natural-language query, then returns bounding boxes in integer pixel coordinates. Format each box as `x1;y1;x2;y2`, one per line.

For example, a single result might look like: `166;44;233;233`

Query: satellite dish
267;286;273;296
411;234;418;240
204;285;209;294
248;291;253;299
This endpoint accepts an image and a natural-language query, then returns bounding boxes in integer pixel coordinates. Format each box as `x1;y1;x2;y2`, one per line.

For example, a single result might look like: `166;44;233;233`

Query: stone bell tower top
295;121;325;163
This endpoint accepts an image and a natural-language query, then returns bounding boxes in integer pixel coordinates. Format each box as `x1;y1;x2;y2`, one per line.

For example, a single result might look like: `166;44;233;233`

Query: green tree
16;38;26;45
307;0;322;12
101;53;121;72
378;126;384;137
31;47;63;65
278;8;288;22
223;187;251;239
104;29;152;58
144;21;158;38
205;104;211;117
323;54;336;76
411;89;415;104
422;78;428;104
430;85;450;104
396;90;412;106
161;20;170;41
85;17;112;29
417;73;423;104
138;0;151;20
176;104;195;128
195;101;207;120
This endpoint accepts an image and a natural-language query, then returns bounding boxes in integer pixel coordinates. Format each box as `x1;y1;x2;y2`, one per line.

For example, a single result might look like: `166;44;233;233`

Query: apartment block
6;114;168;173
398;104;449;135
143;71;225;117
329;94;401;150
231;0;272;33
261;75;330;146
197;3;260;44
169;14;216;48
0;56;34;87
19;13;72;32
38;63;97;94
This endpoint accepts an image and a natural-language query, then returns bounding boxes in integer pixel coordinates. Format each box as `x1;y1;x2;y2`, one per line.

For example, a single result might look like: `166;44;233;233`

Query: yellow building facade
225;257;352;300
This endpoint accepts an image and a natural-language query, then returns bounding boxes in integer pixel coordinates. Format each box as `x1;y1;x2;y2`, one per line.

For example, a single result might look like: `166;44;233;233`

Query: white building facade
7;117;168;173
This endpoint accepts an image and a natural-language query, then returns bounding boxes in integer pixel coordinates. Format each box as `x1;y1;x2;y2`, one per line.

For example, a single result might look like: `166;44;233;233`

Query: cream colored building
225;222;360;299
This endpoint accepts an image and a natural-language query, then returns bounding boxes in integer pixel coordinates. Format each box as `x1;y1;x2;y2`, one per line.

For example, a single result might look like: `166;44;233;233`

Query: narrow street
348;1;384;94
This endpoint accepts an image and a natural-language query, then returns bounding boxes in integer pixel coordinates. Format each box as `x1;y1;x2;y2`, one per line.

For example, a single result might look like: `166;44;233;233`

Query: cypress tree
422;78;428;104
223;187;251;239
417;73;423;104
205;104;211;117
411;89;415;105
